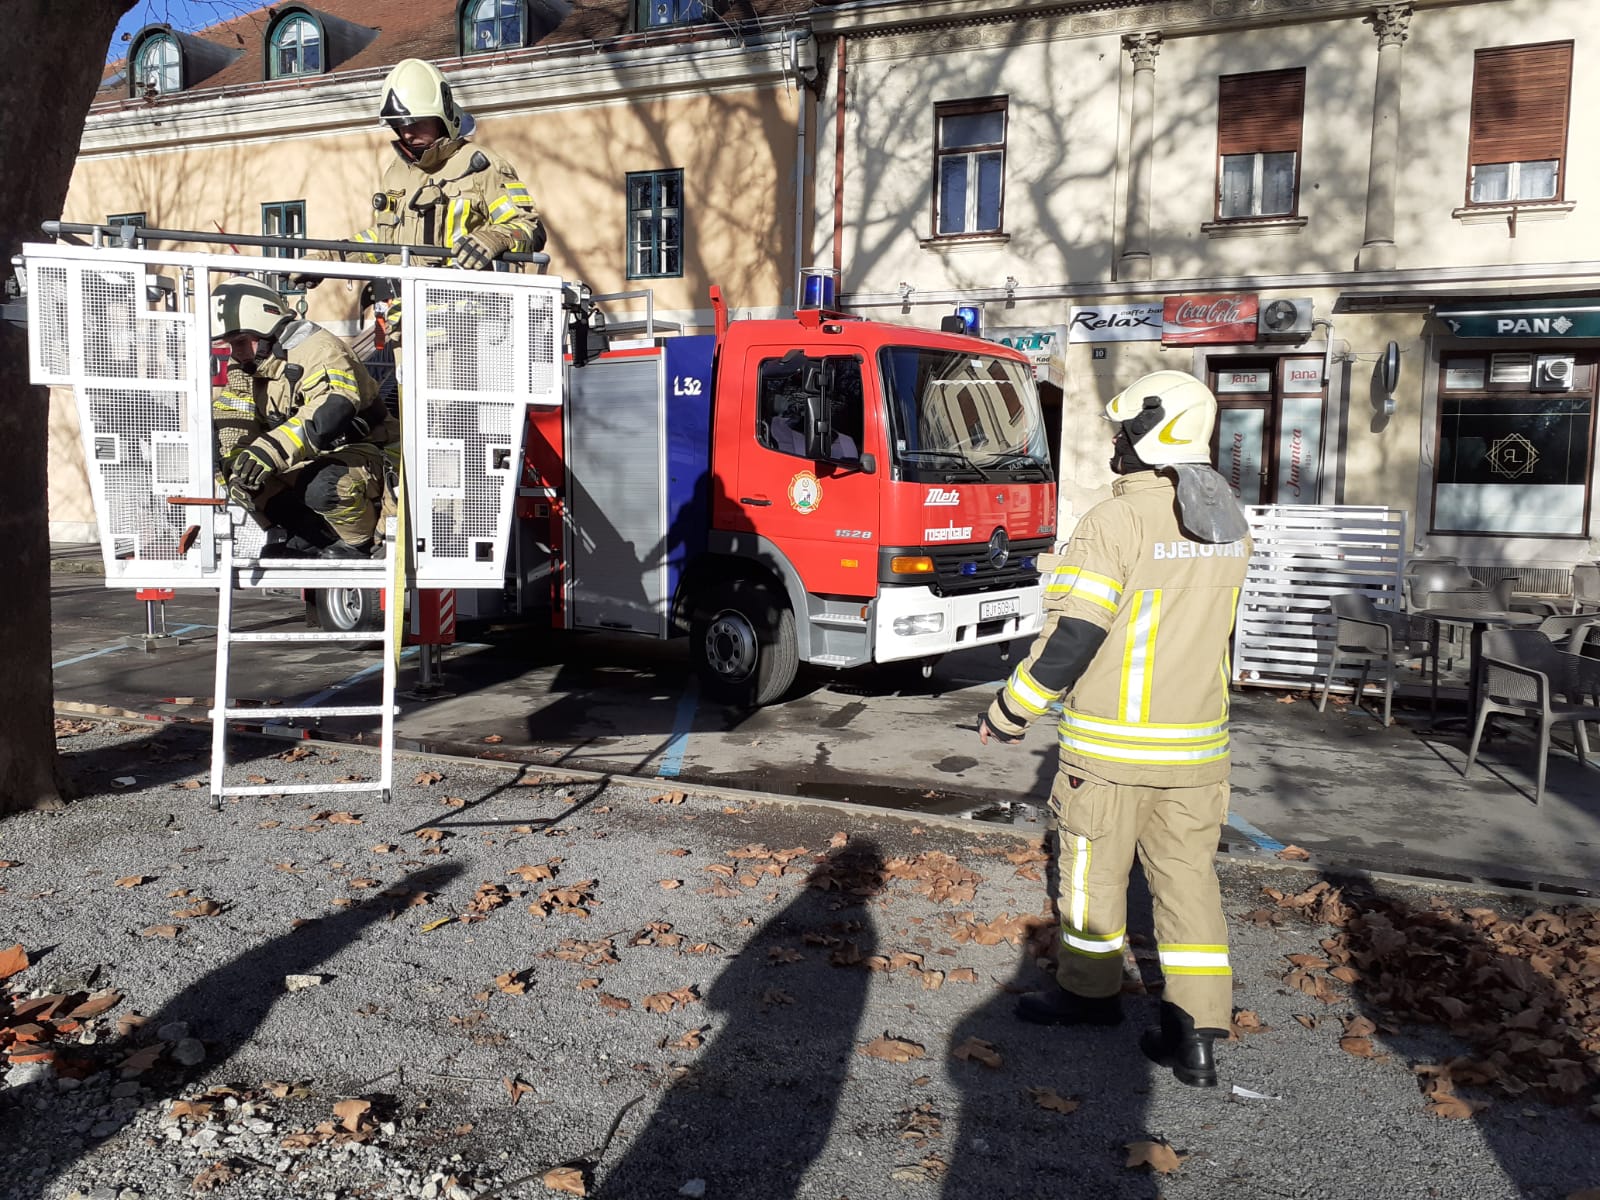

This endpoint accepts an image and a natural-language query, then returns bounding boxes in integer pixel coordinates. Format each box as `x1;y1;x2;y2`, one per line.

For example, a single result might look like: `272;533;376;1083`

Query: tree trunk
0;1;135;814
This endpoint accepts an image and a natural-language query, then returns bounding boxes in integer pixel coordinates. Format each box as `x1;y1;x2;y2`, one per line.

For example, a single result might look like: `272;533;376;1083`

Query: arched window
461;0;526;54
269;13;324;79
135;34;181;95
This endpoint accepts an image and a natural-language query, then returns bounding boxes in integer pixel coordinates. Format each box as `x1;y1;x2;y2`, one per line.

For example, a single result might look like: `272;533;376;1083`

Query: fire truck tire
691;580;798;708
312;587;384;646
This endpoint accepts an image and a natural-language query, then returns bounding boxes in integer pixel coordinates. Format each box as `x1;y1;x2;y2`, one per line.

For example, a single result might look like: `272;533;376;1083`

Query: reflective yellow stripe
1068;835;1090;932
445;198;470;247
1163;965;1233;976
1158;945;1230;974
503;181;532;204
1120;589;1160;722
214;395;255;415
1046;566;1121;613
1062;925;1124;956
1004;665;1056;716
1058;732;1229;765
276;420;306;451
488;195;515;222
1060;710;1228;741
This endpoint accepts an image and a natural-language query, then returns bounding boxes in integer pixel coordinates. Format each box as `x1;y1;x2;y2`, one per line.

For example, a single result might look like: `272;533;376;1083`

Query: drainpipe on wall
832;35;847;283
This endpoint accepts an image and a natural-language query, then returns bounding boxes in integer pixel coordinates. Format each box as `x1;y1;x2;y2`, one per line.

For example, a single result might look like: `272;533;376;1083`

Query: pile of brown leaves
883;852;982;905
1266;881;1600;1117
0;943;127;1079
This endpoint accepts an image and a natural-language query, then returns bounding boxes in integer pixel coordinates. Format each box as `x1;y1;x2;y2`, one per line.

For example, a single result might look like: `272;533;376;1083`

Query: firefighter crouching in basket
978;370;1252;1088
211;276;395;559
292;57;546;337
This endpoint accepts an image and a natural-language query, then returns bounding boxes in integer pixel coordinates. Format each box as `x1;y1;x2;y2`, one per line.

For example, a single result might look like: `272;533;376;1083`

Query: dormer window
462;0;527;53
269;13;324;78
636;0;706;29
134;33;181;94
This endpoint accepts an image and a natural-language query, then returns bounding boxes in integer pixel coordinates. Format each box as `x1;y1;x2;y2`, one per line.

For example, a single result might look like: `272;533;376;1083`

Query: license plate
980;596;1020;620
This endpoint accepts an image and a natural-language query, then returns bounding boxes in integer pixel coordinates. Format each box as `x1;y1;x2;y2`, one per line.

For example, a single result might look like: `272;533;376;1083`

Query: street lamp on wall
1380;340;1400;415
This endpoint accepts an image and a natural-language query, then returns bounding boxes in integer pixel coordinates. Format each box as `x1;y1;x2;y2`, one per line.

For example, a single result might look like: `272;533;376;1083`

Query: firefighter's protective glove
288;272;323;291
452;226;515;271
229;442;278;493
977;716;1023;747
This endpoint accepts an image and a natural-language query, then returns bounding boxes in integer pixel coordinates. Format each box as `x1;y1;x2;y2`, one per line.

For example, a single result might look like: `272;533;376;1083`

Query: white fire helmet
377;58;464;139
1104;370;1218;467
210;276;292;342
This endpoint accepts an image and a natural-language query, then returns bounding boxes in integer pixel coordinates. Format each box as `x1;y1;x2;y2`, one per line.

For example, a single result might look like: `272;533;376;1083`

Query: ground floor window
1432;351;1596;535
1208;355;1326;505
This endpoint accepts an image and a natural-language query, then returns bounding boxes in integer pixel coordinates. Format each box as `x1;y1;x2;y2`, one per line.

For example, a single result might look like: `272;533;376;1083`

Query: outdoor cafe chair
1465;629;1600;805
1537;614;1600;656
1317;592;1437;727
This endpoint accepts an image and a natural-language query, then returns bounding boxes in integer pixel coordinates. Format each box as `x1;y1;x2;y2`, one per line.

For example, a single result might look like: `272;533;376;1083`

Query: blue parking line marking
657;685;699;778
296;647;418;708
52;644;127;671
1228;812;1286;853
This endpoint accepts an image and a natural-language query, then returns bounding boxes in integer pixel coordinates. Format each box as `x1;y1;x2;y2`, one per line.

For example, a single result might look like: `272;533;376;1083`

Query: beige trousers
1050;769;1233;1030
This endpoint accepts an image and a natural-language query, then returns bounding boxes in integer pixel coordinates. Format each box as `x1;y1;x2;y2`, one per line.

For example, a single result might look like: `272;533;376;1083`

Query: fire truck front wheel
309;587;384;648
691;580;798;708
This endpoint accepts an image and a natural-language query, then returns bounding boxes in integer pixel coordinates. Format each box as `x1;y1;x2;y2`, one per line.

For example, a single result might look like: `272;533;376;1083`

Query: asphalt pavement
1;719;1597;1200
46;552;1600;899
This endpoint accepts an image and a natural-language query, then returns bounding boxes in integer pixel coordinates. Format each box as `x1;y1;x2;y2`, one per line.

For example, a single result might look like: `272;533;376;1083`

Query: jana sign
1162;294;1258;345
1067;302;1163;342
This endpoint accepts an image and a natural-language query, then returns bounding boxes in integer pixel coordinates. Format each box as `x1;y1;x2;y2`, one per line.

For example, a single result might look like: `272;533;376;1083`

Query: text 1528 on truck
457;286;1057;707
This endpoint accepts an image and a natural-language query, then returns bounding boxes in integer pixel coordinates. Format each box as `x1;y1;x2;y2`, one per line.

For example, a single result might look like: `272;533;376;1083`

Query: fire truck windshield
878;346;1050;476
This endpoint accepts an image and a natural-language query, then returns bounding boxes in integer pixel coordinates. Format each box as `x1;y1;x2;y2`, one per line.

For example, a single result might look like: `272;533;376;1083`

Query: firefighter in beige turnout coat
980;370;1251;1088
212;277;394;557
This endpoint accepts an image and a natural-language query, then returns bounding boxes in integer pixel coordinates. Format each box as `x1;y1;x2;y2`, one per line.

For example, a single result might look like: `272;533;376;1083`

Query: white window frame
135;34;181;95
933;99;1007;238
1468;159;1560;204
1218;151;1298;220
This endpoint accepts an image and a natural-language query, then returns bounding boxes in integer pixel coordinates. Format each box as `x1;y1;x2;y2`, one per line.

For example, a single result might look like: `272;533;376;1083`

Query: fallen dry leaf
114;875;152;888
649;790;687;805
541;1166;586;1196
442;796;466;808
1340;1036;1377;1058
413;769;444;786
173;899;222;918
168;1099;214;1121
0;861;19;869
597;993;632;1013
332;1098;372;1133
510;863;555;883
659;879;682;890
1028;1087;1080;1114
1124;1140;1186;1174
1276;844;1312;862
952;1037;1002;1068
0;943;28;981
1427;1093;1485;1119
860;1035;926;1064
495;971;529;996
140;925;182;940
504;1076;534;1105
482;734;504;744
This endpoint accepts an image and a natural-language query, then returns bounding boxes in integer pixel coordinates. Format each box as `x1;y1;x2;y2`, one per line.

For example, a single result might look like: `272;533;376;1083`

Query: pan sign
1162;294;1258;345
1436;298;1600;339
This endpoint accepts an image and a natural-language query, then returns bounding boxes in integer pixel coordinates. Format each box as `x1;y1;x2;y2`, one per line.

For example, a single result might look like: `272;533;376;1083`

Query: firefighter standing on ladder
211;276;394;558
294;57;546;334
978;370;1252;1088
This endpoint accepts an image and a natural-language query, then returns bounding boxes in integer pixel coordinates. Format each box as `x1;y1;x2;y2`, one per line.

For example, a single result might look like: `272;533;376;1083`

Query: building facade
811;0;1598;580
50;0;818;541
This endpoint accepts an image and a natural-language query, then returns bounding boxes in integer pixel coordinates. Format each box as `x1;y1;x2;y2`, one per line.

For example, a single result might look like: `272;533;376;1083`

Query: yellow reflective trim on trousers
445;199;470;248
1119;589;1160;722
1060;709;1228;739
1062;925;1124;956
1159;943;1228;954
1005;665;1056;716
1068;835;1090;932
1158;946;1230;971
1163;965;1233;976
1045;566;1121;613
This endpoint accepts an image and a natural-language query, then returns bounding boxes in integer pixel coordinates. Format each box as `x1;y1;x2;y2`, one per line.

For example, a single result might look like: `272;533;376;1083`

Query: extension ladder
206;509;400;810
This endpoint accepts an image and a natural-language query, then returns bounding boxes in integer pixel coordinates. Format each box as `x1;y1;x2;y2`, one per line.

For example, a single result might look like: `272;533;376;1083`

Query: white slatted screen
1233;505;1407;685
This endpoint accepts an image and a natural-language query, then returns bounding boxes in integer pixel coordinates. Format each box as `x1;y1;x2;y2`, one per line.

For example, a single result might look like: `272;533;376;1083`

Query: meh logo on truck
924;487;961;506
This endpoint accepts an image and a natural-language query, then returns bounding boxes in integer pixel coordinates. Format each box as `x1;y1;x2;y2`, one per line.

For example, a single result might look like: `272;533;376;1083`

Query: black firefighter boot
1015;983;1123;1027
1140;1000;1225;1088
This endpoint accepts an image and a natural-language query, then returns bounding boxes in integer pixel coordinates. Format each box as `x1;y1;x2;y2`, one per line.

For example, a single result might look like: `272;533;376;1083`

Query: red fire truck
438;288;1058;706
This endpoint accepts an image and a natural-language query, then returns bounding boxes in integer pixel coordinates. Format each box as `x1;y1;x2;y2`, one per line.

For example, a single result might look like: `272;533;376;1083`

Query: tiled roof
100;0;815;104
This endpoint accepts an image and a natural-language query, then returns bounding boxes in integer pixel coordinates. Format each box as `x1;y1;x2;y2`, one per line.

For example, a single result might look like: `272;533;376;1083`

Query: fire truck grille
928;536;1051;596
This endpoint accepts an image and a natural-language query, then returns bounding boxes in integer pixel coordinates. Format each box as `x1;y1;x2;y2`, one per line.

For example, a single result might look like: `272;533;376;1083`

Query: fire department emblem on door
1486;433;1538;480
788;470;822;514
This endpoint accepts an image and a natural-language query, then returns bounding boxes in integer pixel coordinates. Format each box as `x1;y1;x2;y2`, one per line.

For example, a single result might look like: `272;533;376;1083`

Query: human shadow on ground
0;863;464;1200
940;852;1169;1200
1278;873;1600;1198
596;841;888;1199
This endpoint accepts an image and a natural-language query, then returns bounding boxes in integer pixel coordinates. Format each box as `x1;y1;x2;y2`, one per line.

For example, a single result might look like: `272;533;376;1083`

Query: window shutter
1469;42;1573;166
1217;69;1305;157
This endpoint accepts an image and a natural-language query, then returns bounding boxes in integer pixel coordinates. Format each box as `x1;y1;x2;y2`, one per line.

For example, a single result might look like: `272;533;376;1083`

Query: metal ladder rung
234;558;387;571
222;705;394;719
220;781;384;797
229;631;384;643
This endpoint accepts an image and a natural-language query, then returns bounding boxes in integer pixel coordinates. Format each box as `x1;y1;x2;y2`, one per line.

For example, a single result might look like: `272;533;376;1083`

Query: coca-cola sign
1161;293;1259;345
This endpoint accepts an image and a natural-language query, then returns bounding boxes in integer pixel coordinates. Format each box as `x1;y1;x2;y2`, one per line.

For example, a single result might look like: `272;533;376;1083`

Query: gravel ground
0;718;1596;1200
